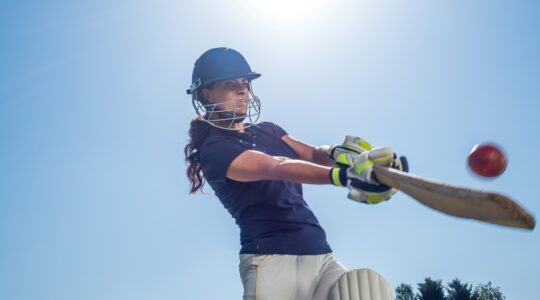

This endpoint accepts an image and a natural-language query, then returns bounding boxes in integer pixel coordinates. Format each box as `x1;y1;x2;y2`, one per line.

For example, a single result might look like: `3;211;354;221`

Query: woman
184;47;404;300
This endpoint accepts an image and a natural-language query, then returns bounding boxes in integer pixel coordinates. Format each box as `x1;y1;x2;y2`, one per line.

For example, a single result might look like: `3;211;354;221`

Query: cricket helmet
186;47;261;96
187;47;262;130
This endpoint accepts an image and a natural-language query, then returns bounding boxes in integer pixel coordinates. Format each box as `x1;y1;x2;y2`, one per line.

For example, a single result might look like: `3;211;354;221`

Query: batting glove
328;135;374;167
390;154;409;173
330;147;399;204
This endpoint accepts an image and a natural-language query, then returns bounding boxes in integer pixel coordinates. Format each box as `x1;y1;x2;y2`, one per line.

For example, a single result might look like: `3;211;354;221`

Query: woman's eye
222;81;249;91
224;82;236;90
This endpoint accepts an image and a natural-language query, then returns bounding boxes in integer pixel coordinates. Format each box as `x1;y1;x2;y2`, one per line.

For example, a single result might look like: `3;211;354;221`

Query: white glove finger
347;187;367;203
347;187;395;204
343;135;373;153
368;147;394;166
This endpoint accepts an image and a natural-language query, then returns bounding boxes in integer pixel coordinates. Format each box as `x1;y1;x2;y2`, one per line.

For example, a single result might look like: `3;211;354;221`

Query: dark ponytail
184;118;211;194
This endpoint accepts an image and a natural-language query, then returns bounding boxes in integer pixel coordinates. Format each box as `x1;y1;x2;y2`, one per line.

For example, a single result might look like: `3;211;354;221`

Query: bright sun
251;0;328;23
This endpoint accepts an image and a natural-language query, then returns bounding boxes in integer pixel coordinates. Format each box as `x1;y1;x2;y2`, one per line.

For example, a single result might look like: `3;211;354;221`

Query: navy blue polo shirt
198;121;332;255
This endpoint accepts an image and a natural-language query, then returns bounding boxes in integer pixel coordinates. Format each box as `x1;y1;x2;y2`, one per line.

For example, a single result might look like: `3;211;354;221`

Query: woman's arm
226;150;333;184
281;135;335;167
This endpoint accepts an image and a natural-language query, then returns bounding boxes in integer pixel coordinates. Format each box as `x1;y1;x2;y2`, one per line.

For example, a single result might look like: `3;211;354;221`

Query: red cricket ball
468;143;508;178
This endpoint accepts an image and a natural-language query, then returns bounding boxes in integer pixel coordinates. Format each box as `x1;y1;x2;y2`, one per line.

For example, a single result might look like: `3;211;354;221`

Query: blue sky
1;1;539;299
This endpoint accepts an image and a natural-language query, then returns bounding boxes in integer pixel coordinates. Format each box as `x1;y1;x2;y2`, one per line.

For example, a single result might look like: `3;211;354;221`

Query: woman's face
202;78;250;118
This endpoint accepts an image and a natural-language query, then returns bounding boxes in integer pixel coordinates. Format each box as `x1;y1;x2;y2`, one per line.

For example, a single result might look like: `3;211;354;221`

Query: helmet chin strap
219;113;246;123
205;111;246;124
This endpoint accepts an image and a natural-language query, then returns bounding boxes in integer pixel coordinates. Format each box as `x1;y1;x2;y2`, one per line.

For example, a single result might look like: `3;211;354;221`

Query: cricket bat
373;165;536;230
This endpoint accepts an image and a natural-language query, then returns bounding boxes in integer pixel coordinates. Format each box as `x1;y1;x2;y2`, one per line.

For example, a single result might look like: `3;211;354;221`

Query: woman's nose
236;88;247;95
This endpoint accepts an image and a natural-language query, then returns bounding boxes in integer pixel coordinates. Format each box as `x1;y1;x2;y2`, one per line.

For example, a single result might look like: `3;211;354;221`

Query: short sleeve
198;136;249;183
258;122;288;138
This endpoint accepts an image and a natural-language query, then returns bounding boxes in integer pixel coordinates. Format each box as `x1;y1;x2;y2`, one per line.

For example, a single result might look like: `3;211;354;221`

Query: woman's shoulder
252;121;288;138
254;121;281;129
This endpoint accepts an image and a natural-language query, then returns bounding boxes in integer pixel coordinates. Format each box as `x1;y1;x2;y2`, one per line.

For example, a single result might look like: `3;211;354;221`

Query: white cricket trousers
239;253;347;300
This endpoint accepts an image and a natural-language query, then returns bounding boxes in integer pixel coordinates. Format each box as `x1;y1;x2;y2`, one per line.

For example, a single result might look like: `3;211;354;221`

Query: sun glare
250;0;328;24
260;0;324;19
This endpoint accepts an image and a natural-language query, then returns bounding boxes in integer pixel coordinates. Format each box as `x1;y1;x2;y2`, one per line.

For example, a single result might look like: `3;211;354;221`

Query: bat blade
373;165;536;230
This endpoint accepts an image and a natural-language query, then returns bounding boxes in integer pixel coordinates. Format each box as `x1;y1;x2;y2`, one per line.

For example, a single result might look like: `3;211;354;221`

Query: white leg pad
329;268;393;300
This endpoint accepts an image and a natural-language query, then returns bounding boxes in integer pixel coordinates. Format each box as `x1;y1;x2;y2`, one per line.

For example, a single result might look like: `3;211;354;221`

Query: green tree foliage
446;278;473;300
472;282;505;300
395;283;415;300
416;277;445;300
396;278;506;300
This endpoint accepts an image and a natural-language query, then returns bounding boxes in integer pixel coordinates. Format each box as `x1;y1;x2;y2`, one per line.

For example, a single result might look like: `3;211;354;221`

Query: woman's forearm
272;158;333;184
311;145;335;167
